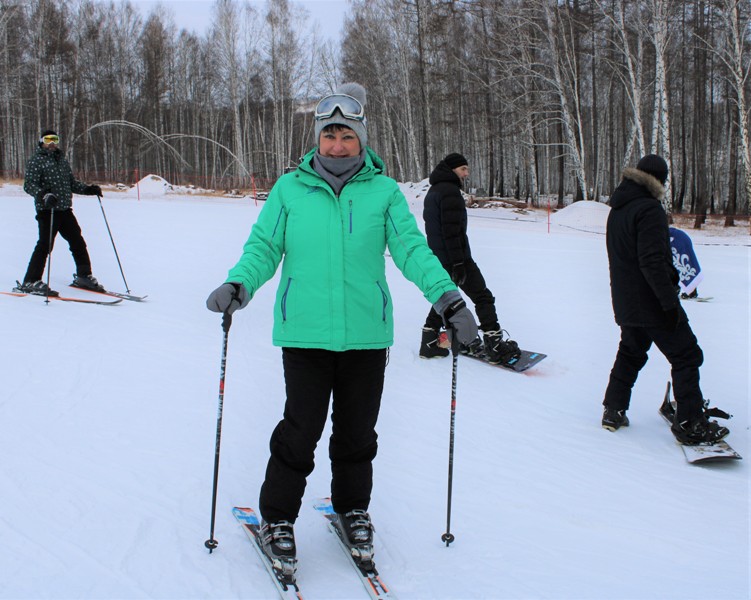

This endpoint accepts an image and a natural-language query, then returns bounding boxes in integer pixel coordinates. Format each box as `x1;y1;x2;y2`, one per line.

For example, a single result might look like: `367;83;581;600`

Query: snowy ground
0;178;748;600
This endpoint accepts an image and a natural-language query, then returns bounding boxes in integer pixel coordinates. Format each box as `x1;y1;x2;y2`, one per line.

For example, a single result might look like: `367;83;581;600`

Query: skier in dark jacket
16;129;105;296
419;153;521;364
602;154;729;445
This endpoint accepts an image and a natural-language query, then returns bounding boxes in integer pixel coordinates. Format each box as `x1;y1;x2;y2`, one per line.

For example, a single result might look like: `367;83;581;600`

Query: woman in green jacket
206;83;477;578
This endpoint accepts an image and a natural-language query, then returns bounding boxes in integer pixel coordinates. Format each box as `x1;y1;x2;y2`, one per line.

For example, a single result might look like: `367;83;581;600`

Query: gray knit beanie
314;82;368;148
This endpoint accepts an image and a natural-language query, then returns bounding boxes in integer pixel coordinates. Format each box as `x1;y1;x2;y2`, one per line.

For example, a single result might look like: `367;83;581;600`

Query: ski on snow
1;290;122;305
659;382;741;464
312;498;395;599
232;507;303;599
233;503;394;599
69;285;147;302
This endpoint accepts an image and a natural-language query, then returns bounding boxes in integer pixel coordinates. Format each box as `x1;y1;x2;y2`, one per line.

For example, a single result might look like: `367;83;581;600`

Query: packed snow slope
1;180;748;600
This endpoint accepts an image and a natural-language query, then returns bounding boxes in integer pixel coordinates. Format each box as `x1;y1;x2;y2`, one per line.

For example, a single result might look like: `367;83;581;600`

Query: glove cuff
433;289;462;316
441;298;467;321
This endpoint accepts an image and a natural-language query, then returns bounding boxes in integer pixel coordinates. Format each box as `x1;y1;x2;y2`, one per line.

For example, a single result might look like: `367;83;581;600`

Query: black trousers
424;258;499;332
24;209;92;283
259;347;387;523
603;316;705;421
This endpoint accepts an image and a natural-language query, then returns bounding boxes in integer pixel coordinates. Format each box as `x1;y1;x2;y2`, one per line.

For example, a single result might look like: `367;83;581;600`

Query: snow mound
122;174;223;197
399;179;431;213
125;174;173;197
550;200;610;233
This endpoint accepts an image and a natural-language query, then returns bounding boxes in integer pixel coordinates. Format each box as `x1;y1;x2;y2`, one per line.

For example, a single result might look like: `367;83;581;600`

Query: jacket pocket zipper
281;277;292;321
376;281;388;322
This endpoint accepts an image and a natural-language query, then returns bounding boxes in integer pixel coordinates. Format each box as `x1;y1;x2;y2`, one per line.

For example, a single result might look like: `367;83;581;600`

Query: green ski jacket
226;147;456;350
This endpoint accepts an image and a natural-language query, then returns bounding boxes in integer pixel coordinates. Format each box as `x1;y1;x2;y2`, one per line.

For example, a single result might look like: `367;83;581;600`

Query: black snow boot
602;406;629;431
71;273;105;292
671;414;729;445
14;280;59;297
419;327;449;358
483;330;521;365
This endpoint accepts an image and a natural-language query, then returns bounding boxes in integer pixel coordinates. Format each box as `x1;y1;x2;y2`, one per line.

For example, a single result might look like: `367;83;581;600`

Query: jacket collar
621;167;665;201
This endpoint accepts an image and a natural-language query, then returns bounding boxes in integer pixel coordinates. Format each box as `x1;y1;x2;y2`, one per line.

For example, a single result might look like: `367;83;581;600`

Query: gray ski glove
206;282;249;315
433;290;478;346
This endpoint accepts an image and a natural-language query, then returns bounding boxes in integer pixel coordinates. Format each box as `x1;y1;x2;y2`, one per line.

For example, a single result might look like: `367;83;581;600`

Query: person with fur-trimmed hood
601;154;730;445
206;83;478;577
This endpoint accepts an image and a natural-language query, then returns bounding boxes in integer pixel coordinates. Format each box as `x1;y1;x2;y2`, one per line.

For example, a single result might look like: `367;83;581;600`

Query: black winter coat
423;161;471;266
23;147;90;211
606;168;681;327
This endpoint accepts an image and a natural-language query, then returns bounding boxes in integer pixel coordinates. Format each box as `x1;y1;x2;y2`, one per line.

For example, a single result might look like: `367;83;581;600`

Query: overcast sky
125;0;348;42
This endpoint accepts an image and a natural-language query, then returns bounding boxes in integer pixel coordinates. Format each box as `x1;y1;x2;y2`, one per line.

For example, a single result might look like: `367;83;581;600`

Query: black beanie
443;153;468;169
39;129;58;146
636;154;668;185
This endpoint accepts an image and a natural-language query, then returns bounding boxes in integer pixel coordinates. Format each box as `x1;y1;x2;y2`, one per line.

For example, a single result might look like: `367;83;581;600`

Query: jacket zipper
281;277;292;321
376;281;388;321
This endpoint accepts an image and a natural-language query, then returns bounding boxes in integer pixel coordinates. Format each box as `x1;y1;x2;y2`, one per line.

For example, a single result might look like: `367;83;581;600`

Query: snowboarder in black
16;129;105;296
420;153;520;364
602;154;729;444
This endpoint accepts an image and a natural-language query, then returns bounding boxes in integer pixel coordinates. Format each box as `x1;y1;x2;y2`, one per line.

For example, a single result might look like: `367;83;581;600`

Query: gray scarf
313;150;365;196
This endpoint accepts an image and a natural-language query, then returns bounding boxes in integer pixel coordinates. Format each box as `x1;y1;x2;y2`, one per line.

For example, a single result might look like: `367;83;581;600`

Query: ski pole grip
222;311;232;332
450;326;461;356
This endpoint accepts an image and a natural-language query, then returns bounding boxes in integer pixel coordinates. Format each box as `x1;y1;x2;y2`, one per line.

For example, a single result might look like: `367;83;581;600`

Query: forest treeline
1;0;750;225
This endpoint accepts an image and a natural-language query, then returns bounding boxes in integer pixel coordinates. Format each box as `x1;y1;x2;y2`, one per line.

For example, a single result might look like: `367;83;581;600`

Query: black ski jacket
606;168;681;327
24;147;91;211
422;161;470;266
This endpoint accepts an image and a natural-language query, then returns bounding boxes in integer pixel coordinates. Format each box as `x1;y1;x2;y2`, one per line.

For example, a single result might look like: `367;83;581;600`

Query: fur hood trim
622;167;665;201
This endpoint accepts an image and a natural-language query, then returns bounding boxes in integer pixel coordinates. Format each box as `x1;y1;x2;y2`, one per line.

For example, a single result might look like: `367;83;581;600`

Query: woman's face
318;126;361;158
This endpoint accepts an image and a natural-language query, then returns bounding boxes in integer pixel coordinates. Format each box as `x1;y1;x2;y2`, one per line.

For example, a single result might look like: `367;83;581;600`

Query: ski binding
659;382;741;464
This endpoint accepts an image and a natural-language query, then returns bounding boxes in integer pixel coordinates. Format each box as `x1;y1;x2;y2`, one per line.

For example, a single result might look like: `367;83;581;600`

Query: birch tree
542;0;589;201
647;0;674;211
716;0;751;229
596;0;647;164
210;0;248;184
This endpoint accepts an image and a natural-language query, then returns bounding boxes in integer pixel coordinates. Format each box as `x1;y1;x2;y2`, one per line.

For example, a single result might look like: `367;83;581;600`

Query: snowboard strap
704;406;732;420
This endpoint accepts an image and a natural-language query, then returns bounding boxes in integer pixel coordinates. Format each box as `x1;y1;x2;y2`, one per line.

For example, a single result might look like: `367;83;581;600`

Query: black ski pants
259;347;387;523
24;209;92;283
603;316;705;421
424;258;499;333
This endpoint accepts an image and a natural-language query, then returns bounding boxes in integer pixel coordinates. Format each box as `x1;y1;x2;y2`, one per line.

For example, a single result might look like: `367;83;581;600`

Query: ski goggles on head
314;94;365;122
41;135;59;144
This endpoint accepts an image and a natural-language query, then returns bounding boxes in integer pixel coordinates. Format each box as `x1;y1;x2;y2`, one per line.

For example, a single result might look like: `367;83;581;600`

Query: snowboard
659;382;741;464
681;295;713;302
461;347;546;373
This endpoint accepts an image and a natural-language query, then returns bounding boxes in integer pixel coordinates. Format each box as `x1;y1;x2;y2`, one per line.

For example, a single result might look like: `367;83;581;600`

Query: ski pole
97;194;130;293
441;328;461;547
44;206;55;305
205;310;233;553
